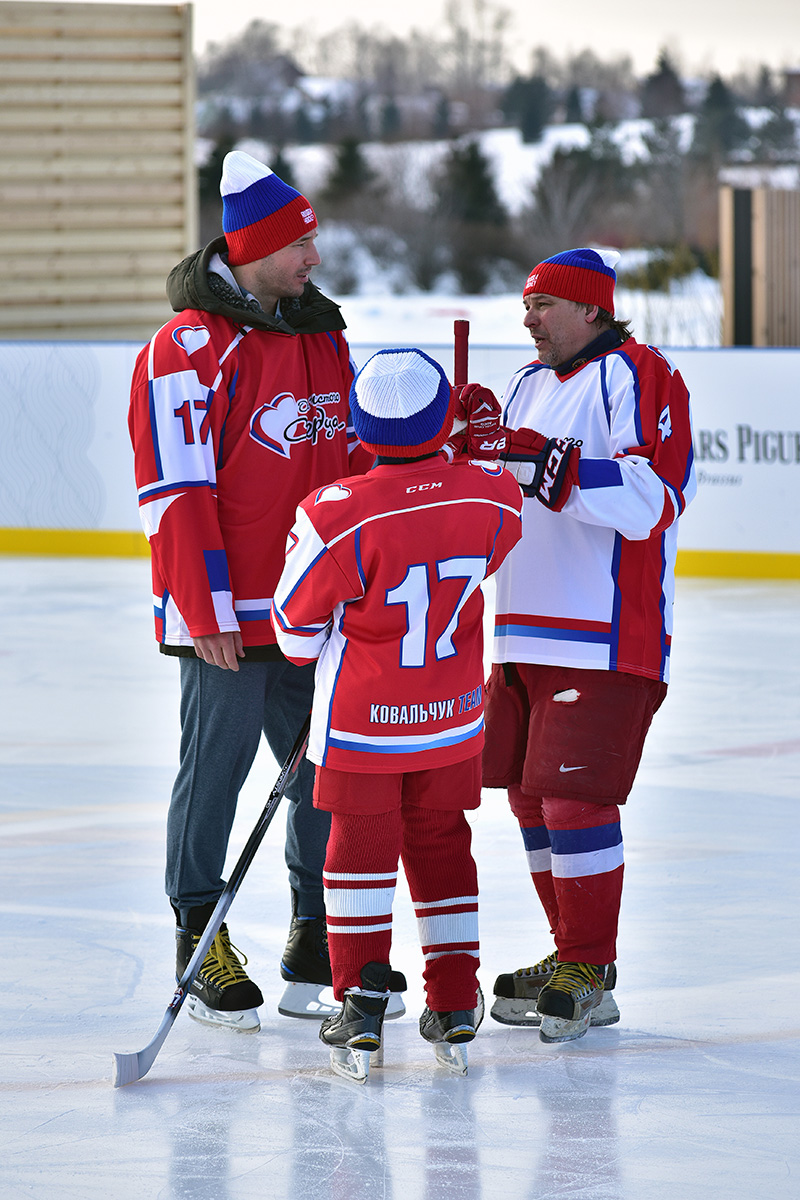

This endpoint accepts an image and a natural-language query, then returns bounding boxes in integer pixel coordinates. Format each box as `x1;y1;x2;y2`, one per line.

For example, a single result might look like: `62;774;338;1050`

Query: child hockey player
271;347;523;1081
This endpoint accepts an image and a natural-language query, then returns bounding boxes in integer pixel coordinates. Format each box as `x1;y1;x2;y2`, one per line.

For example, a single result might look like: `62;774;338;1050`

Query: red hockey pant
323;804;480;1011
509;788;623;965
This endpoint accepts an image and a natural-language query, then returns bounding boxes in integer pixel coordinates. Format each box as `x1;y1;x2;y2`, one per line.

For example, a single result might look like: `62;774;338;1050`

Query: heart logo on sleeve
171;325;211;354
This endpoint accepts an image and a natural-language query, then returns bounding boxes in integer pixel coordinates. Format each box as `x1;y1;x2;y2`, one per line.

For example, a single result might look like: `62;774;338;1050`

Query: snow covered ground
1;558;799;1199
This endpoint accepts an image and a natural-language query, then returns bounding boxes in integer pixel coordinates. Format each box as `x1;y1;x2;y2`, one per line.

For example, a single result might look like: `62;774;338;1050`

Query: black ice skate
419;1003;479;1076
491;951;620;1028
537;960;615;1043
175;903;263;1032
319;962;391;1083
278;891;407;1020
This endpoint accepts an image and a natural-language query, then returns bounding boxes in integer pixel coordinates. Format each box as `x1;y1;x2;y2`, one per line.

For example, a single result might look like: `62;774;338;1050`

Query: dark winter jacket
166;235;347;336
131;236;361;659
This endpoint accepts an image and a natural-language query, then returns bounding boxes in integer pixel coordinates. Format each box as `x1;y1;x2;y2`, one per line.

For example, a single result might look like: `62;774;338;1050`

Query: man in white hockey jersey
472;247;696;1043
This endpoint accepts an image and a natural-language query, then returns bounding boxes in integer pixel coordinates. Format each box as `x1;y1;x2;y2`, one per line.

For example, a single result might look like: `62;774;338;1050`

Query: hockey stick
112;713;311;1087
454;318;469;386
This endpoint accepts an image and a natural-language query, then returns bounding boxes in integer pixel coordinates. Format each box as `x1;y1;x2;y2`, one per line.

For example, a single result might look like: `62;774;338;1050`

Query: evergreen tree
692;75;751;159
438;139;507;226
294;106;317;144
502;74;552;144
527;127;632;254
197;135;237;243
323;138;378;205
752;105;799;161
641;49;685;118
435;139;510;292
753;64;779;108
564;85;584;124
270;148;297;189
198;137;237;209
639;118;687;245
380;98;403;140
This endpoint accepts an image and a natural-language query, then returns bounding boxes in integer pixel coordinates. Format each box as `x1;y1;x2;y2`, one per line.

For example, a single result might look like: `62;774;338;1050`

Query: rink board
0;341;799;577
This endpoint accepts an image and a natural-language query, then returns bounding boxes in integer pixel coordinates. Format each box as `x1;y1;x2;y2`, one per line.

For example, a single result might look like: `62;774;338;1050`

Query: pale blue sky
194;0;799;77
14;0;800;77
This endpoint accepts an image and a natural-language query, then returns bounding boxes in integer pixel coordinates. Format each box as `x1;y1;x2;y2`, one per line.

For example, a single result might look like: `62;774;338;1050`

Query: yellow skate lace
546;961;603;996
514;950;559;980
196;925;252;988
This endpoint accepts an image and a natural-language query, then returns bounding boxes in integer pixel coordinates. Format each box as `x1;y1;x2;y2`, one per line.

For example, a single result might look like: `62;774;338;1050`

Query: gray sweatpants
165;655;329;920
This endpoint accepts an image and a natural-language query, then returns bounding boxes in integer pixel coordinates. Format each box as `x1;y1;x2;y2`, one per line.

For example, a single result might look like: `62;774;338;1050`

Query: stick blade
112;1049;149;1088
112;1010;175;1087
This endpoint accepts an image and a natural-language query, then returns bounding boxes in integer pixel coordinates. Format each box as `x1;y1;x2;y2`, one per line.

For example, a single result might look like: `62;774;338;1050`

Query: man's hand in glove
450;383;508;460
504;427;581;512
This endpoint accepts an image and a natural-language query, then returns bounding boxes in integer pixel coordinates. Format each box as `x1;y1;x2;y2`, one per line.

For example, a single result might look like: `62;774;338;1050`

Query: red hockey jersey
272;456;523;772
129;310;369;649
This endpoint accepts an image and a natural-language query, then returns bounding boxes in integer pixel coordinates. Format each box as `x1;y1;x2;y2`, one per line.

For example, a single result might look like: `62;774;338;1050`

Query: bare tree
199;21;300;97
526;152;601;253
523;128;634;257
638;118;689;245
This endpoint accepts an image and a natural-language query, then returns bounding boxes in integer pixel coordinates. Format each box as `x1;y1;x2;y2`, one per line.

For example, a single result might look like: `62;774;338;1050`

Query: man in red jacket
128;152;399;1031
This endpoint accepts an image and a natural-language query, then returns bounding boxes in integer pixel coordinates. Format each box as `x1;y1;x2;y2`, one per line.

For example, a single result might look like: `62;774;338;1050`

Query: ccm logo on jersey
406;481;443;493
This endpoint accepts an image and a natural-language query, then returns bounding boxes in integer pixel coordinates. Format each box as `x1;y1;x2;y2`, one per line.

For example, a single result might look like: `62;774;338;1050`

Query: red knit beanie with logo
523;247;616;314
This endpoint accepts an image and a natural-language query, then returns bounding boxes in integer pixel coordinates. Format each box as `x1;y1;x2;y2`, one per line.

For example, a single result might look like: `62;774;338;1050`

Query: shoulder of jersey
311;482;355;506
466;458;505;475
611;338;680;380
161;310;226;356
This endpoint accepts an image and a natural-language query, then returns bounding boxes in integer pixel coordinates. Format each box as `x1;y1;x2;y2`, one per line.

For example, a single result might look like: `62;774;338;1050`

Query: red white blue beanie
523;247;617;315
220;151;317;266
350;348;455;458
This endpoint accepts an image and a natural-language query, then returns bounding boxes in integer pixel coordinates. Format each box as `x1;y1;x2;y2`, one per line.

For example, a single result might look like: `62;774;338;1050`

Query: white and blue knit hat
350;348;454;458
220;151;317;266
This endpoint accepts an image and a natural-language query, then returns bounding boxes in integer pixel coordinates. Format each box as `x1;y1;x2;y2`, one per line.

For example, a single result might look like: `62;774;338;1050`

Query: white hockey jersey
494;338;696;683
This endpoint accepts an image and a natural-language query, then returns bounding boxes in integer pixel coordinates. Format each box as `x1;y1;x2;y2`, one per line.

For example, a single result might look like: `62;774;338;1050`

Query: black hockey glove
503;429;580;512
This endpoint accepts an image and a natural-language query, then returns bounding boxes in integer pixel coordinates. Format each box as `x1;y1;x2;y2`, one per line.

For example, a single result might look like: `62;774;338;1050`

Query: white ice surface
1;558;799;1199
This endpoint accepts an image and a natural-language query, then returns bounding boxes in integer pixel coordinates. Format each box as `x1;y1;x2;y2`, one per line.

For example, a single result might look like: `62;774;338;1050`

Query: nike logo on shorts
559;764;588;773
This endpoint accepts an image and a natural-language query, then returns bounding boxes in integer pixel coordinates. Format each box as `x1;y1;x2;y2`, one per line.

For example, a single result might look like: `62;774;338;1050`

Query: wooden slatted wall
720;184;800;347
752;188;800;347
0;1;196;341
